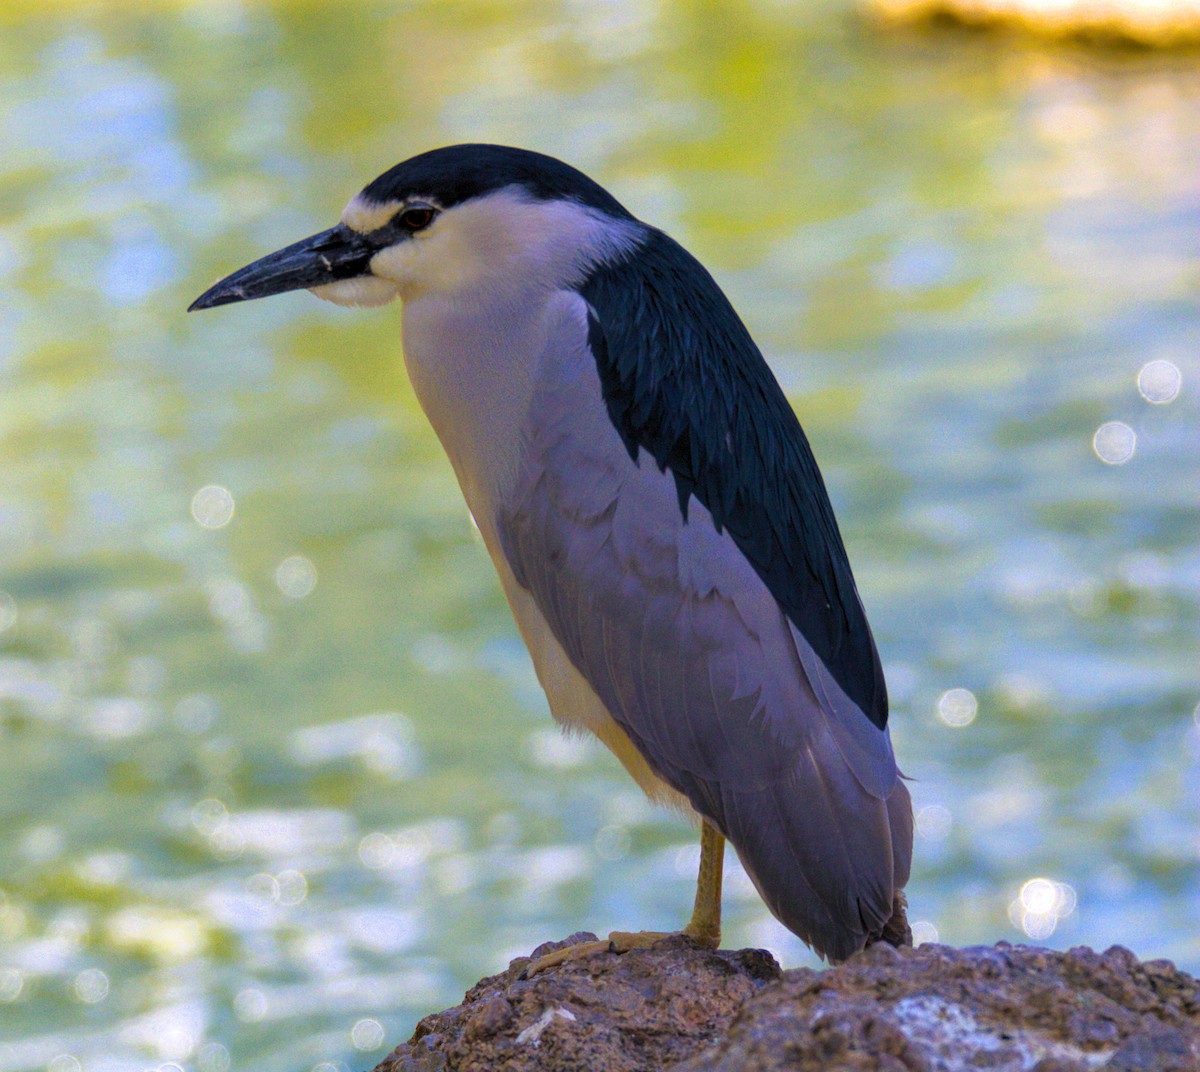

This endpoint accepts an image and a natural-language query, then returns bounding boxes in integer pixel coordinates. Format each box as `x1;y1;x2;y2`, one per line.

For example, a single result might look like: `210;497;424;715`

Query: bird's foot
519;936;614;978
520;925;718;979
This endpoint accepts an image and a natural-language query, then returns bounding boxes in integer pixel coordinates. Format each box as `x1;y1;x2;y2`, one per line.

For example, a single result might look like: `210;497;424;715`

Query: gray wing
496;294;911;961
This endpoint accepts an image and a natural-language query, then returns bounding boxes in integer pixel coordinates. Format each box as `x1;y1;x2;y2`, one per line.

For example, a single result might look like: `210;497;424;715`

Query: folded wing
496;288;911;960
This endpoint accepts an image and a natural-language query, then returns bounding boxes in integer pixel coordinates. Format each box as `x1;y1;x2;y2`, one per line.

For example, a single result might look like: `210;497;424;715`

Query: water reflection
0;2;1198;1071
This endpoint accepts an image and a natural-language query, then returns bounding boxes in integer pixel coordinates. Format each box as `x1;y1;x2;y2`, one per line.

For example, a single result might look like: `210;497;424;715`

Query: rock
372;937;1200;1072
1106;1029;1197;1072
677;942;1200;1071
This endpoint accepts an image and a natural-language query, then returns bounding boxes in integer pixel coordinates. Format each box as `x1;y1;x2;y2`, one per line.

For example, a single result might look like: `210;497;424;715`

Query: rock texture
676;941;1199;1072
373;935;1200;1072
380;933;781;1072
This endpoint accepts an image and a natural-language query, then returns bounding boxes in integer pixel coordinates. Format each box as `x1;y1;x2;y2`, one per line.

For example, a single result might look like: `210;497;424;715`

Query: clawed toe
519;937;614;978
520;929;712;979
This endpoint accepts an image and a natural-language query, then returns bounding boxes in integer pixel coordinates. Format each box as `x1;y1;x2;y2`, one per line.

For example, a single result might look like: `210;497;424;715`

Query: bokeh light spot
358;832;395;870
277;870;308;906
351;1018;385;1051
191;798;228;836
1008;877;1077;940
198;1047;231;1072
247;872;279;904
275;555;318;599
911;921;939;946
1021;878;1058;914
1137;359;1181;404
0;967;24;1003
937;688;978;728
191;485;235;528
1092;421;1136;465
74;967;110;1004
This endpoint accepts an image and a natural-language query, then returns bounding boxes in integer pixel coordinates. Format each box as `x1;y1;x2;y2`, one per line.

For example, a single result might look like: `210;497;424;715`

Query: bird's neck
396;207;644;534
399;288;560;533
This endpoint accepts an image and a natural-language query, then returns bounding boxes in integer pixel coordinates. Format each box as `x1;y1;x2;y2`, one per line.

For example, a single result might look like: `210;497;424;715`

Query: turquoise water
1;4;1197;1071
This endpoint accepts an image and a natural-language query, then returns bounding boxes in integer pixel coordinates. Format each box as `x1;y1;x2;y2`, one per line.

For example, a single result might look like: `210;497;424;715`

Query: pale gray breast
400;291;544;522
495;291;911;960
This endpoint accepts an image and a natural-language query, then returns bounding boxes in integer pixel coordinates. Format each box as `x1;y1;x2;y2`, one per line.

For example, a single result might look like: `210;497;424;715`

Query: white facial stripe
367;187;645;300
341;194;403;235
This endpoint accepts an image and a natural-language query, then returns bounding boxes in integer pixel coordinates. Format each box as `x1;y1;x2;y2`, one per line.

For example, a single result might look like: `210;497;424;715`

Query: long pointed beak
188;225;379;311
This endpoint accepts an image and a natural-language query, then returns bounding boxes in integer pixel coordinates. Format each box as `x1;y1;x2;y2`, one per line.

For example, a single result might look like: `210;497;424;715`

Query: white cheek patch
369;243;428;298
367;190;646;300
308;275;399;308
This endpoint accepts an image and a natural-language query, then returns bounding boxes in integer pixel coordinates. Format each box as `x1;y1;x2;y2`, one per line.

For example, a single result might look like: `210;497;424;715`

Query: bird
190;143;913;967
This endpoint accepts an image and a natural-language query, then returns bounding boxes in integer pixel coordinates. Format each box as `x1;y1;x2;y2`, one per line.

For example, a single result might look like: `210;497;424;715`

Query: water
1;4;1197;1070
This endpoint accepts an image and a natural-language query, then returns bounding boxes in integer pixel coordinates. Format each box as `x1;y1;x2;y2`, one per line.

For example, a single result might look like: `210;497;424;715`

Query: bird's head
189;144;641;312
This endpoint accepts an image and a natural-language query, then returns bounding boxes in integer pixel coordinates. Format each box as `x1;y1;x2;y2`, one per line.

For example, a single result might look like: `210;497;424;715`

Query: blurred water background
1;2;1198;1070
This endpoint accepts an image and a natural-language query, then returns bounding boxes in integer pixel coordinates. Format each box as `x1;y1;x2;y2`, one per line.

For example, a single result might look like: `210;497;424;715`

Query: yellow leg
684;819;724;947
523;819;725;977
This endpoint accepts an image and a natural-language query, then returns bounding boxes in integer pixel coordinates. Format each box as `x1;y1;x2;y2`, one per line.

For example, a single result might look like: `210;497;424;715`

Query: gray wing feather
497;296;912;959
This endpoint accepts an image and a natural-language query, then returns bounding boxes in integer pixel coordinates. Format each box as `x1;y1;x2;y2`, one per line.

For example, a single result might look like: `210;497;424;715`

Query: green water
1;3;1198;1070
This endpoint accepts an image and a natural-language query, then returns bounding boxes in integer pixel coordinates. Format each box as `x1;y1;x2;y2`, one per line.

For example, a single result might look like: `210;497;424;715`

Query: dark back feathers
579;229;888;730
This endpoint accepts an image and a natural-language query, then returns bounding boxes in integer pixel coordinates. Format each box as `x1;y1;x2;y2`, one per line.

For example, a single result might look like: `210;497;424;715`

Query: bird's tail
868;889;913;949
868;773;915;949
717;751;914;963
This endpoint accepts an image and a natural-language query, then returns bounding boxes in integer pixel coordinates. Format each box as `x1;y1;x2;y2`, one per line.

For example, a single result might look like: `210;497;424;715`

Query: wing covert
580;229;889;731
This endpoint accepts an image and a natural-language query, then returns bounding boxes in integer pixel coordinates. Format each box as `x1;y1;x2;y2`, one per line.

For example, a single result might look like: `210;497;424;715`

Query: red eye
398;206;436;232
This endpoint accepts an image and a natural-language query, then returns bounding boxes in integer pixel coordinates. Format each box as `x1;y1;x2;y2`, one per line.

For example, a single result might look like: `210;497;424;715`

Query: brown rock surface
372;936;1200;1072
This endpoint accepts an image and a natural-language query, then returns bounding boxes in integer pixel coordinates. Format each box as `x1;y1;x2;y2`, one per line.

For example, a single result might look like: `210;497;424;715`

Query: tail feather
709;737;914;963
869;889;913;950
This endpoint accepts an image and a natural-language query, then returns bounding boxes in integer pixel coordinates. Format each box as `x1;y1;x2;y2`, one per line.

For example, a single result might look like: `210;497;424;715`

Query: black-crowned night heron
190;144;913;968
